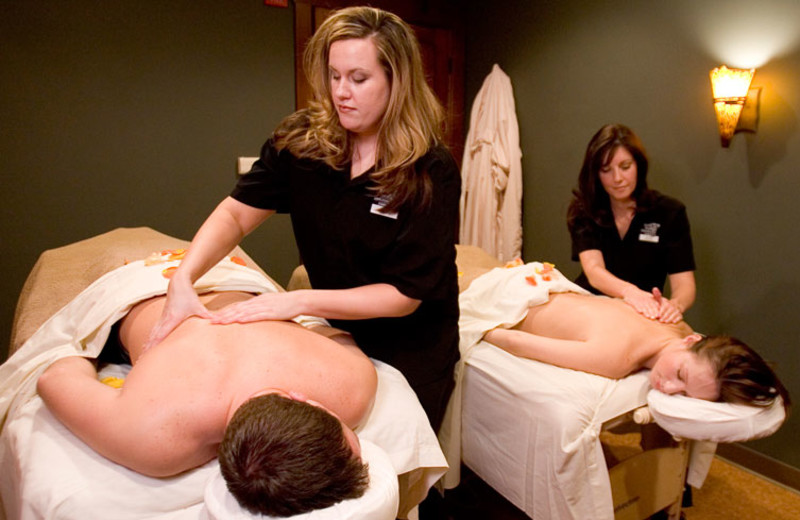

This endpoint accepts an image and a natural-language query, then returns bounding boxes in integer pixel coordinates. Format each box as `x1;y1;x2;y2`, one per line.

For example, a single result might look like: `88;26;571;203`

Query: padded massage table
438;246;786;520
0;228;448;520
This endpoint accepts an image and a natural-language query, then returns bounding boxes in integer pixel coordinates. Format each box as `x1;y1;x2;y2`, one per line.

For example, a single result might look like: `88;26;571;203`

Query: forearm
585;267;641;299
579;250;640;299
174;198;268;285
293;284;421;320
667;271;696;313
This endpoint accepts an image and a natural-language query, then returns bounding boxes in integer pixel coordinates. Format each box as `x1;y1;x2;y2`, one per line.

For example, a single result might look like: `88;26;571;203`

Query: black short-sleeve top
570;191;695;294
231;139;461;386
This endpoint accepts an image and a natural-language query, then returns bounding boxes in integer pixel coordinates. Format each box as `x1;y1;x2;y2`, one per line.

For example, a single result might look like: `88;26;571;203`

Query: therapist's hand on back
621;285;661;320
144;275;213;350
210;291;303;324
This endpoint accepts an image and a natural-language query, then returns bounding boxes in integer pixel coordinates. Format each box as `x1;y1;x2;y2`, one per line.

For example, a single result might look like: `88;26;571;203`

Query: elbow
396;297;421;317
36;368;53;399
385;294;421;317
607;361;639;379
36;362;66;401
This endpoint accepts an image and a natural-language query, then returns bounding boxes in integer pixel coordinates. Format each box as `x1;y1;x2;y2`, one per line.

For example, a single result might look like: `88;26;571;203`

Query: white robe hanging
459;64;523;262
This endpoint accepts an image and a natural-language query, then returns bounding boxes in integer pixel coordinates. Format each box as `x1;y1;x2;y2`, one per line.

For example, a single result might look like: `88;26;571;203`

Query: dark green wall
465;0;800;469
1;0;298;360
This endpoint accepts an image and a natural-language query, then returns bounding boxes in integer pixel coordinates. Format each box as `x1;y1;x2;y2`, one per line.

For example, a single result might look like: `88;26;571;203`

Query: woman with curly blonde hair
148;6;460;438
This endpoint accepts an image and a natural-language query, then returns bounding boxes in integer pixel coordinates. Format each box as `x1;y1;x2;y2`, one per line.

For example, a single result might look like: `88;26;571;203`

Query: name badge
639;222;660;243
370;196;398;219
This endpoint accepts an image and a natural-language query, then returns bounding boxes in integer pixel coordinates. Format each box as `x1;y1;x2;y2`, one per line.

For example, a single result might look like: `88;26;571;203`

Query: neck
610;198;636;215
225;387;281;426
642;336;686;369
351;135;378;178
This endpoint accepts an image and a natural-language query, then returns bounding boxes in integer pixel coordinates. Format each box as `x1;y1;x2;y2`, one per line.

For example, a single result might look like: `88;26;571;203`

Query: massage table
0;227;448;520
437;246;786;520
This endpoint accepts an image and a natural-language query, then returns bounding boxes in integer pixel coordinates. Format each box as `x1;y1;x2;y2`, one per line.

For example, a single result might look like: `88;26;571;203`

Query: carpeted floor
687;456;800;520
442;456;800;519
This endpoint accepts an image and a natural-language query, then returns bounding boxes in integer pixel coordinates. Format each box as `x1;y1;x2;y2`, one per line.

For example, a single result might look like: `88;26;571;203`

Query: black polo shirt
570;191;695;293
231;139;461;390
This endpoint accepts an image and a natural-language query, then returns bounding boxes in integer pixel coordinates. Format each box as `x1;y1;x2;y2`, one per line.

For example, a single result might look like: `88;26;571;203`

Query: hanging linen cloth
459;64;523;262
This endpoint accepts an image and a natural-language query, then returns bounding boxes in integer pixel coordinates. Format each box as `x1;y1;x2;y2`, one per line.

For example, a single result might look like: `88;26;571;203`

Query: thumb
144;317;179;351
651;287;663;303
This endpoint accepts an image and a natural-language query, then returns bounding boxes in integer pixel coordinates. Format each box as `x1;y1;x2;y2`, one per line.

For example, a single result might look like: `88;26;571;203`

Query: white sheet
439;262;715;520
439;262;590;489
0;258;447;520
460;342;651;520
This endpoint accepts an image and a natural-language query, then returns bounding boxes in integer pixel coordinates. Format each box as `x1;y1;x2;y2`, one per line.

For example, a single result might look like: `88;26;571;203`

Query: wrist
291;289;312;316
620;284;640;300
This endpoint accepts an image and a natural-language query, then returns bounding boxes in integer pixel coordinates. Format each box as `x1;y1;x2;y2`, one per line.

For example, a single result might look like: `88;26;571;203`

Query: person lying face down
37;290;378;517
483;292;790;410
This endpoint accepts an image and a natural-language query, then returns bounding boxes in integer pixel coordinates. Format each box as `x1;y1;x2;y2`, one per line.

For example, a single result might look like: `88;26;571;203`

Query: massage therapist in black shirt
146;7;460;435
567;124;696;324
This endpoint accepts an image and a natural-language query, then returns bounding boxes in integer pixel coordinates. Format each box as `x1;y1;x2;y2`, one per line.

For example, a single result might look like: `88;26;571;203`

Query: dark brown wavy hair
567;123;654;232
693;335;791;414
219;393;369;517
274;6;445;213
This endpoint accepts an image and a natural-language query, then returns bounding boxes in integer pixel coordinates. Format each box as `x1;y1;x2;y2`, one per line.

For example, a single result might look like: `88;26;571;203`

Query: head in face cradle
649;333;790;411
219;392;368;517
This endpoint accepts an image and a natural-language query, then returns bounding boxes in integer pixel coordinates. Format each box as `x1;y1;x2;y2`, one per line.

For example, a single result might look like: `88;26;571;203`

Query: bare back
96;290;378;477
120;292;377;432
38;291;377;478
514;293;693;371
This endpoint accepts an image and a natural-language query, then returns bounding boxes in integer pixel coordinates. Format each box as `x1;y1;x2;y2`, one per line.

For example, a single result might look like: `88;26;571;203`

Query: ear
683;333;703;346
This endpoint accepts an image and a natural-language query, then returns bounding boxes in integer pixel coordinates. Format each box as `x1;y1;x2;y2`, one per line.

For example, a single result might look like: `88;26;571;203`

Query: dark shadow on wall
726;280;800;467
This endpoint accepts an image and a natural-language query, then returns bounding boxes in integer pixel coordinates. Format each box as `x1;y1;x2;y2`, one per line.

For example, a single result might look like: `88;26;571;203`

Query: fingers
657;300;684;324
144;318;178;351
209;304;263;325
210;293;300;324
623;290;660;320
143;299;213;351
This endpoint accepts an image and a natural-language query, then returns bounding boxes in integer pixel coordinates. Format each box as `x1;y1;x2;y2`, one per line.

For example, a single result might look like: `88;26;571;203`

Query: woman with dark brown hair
567;123;696;324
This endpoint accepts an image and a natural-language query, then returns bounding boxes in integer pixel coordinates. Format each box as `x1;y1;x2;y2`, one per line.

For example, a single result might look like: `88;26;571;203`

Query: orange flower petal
162;266;178;279
230;256;246;266
525;275;538;286
167;248;186;261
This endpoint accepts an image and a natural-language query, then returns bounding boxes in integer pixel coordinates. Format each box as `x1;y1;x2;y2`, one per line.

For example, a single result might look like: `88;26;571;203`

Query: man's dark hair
218;393;369;517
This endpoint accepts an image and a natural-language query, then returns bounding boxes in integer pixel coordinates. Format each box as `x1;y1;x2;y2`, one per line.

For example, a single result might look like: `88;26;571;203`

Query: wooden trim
716;443;800;492
293;2;312;109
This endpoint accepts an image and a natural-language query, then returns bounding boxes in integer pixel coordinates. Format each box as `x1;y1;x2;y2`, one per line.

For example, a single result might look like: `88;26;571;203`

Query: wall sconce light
709;65;756;147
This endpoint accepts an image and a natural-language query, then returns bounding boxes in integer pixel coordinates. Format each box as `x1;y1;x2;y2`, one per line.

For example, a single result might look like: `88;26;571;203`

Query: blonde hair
274;6;445;212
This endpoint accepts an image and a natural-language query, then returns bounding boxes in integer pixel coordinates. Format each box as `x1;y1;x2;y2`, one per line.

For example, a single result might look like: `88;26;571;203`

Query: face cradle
328;37;391;138
649;343;720;401
598;146;637;204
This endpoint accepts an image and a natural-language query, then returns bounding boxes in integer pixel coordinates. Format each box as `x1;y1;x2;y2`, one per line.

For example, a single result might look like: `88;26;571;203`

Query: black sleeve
379;146;461;301
230;138;291;212
570;214;604;261
664;204;696;274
